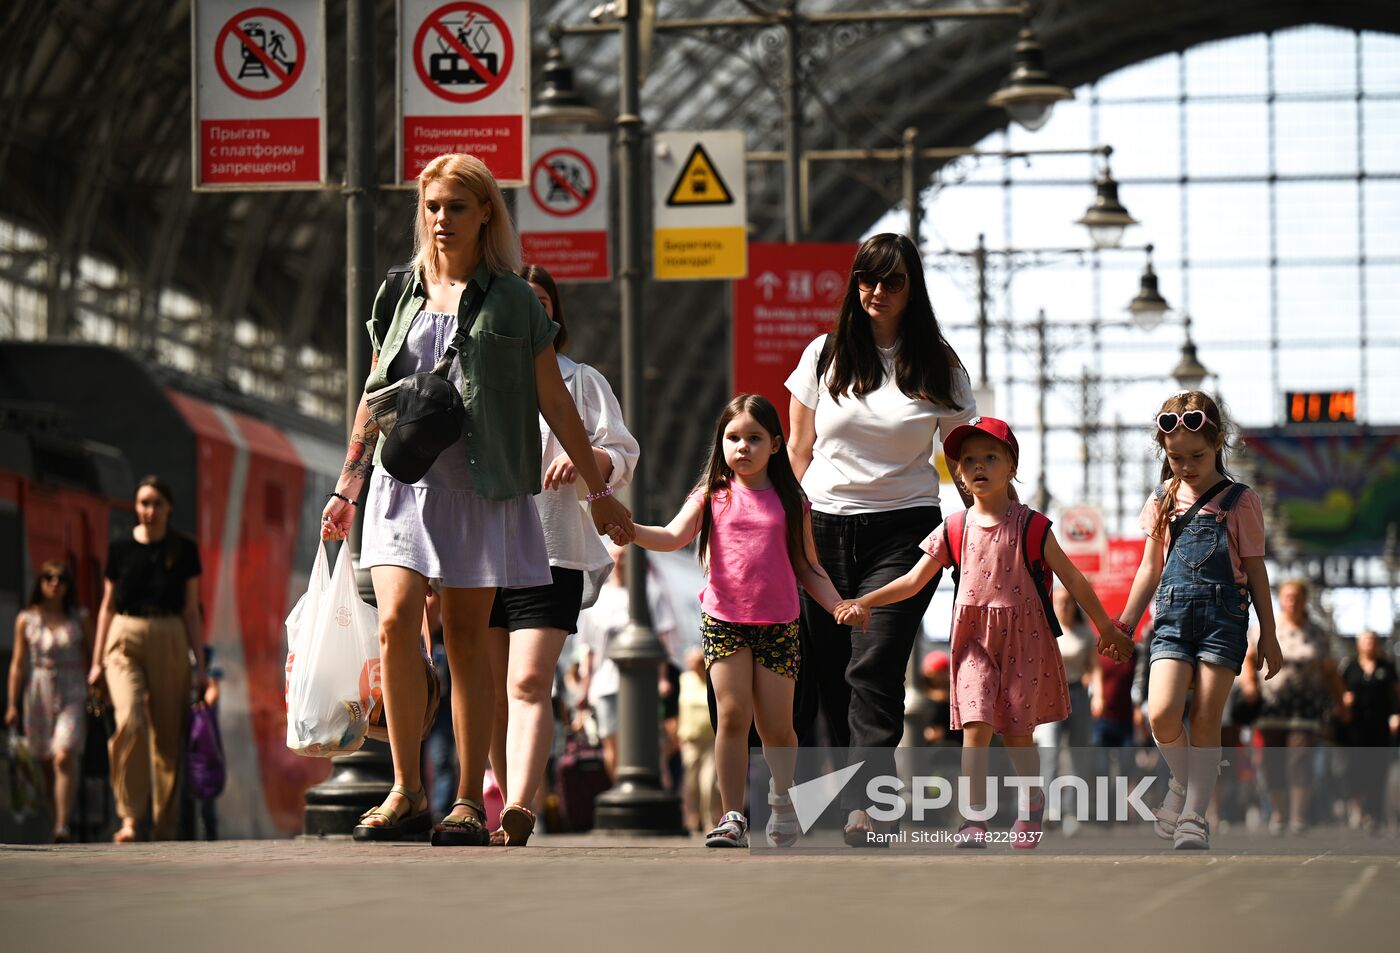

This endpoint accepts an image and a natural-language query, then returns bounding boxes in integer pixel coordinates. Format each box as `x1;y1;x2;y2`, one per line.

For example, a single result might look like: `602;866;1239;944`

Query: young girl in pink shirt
620;394;843;848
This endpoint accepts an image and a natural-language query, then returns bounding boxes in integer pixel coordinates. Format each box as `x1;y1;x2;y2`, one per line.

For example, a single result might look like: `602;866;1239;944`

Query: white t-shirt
784;334;976;514
535;354;639;609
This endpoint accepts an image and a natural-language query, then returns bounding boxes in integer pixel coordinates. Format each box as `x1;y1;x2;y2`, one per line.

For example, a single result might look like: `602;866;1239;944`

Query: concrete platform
2;835;1397;952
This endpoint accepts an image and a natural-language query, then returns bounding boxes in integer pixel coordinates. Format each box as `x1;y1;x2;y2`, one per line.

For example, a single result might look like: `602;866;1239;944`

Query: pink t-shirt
1137;482;1266;585
688;482;808;625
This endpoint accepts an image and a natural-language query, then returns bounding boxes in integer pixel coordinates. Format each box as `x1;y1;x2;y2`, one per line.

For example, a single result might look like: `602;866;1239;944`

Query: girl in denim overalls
1118;392;1283;850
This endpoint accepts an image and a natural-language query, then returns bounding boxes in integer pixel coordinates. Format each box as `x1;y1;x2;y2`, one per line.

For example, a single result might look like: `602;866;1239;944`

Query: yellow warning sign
665;143;734;206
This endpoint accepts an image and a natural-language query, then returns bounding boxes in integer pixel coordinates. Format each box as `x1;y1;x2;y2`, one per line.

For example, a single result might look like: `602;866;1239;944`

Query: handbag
188;703;226;800
365;650;442;744
1228;687;1261;727
365;276;494;438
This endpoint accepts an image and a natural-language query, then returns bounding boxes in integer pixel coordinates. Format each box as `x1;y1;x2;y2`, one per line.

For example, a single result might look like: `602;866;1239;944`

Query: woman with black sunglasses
784;232;976;845
7;560;93;842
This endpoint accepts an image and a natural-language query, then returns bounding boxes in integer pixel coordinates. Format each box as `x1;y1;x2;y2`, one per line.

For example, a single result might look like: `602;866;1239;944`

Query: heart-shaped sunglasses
1157;410;1209;433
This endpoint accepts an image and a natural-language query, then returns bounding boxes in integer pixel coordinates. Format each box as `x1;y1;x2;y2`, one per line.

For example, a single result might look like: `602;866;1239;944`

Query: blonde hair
412;154;521;281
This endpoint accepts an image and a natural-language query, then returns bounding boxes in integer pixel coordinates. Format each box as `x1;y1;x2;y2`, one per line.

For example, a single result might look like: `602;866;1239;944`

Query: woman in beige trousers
89;476;206;842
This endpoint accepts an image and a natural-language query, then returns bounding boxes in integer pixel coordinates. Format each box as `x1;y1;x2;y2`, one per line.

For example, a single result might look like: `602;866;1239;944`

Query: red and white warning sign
732;242;857;425
399;0;529;185
193;0;326;188
517;134;611;282
1058;503;1110;574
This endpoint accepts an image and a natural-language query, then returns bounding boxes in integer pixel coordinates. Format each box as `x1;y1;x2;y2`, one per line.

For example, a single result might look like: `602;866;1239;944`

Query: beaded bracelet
327;491;357;507
584;484;614;503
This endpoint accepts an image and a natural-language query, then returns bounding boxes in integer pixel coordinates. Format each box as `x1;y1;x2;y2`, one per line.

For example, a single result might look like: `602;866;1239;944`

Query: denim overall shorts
1150;482;1252;674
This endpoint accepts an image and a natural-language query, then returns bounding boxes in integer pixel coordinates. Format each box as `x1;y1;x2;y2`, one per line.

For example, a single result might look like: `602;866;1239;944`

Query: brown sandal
431;798;490;847
352;784;431;842
500;803;536;846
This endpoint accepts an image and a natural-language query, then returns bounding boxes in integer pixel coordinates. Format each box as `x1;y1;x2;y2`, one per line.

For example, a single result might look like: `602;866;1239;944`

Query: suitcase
554;731;612;832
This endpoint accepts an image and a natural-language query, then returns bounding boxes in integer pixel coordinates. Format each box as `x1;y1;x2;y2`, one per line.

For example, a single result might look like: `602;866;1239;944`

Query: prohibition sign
414;2;515;105
214;7;306;101
530;149;598;218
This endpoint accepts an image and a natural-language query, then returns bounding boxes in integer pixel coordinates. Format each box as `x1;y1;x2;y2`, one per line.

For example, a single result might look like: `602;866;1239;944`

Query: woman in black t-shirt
89;476;205;842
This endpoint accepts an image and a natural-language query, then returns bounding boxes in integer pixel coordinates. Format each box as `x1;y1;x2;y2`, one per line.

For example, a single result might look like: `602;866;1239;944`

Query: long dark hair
694;394;807;569
818;233;965;407
1152;391;1236;540
27;559;78;616
519;263;567;352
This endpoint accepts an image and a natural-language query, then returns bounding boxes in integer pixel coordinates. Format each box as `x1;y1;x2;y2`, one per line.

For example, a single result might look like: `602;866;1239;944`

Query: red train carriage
0;343;344;837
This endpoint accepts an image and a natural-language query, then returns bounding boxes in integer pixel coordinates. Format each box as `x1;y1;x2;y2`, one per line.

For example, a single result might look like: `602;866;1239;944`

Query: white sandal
1153;778;1186;841
1173;811;1210;850
705;811;749;848
765;783;801;848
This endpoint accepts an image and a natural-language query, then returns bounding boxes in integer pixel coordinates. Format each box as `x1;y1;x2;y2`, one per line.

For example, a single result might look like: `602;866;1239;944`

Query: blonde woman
320;154;634;844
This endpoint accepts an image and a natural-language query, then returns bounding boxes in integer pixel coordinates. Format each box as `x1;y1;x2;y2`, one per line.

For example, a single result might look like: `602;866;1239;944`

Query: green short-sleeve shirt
364;262;559;500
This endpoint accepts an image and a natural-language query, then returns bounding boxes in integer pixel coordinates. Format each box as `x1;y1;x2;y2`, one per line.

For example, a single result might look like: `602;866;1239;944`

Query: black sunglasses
854;270;908;294
42;572;70;584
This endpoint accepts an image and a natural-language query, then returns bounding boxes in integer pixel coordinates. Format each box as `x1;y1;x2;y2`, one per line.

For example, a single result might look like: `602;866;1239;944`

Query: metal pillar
592;1;683;835
343;0;374;450
782;0;802;243
1034;309;1050;512
975;233;989;388
303;0;391;837
1078;367;1091;501
902;126;919;246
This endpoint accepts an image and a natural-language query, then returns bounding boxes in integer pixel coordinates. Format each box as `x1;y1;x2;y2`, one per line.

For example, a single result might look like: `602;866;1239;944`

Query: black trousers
796;506;942;807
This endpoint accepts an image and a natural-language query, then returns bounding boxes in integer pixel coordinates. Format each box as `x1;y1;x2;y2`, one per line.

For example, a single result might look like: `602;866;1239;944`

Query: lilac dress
360;310;552;590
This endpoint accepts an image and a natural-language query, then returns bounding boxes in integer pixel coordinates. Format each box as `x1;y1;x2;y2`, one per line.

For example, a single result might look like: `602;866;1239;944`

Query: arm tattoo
342;421;380;478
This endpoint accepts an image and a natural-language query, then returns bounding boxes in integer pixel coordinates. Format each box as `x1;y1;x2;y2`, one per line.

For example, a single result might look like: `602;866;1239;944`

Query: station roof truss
2;0;1397;507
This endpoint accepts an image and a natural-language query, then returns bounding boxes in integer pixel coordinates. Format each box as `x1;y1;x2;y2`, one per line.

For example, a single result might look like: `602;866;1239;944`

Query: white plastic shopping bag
285;542;380;758
284;540;331;740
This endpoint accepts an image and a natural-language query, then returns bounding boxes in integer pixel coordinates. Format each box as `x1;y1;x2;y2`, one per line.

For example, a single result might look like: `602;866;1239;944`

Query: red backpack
943;507;1063;638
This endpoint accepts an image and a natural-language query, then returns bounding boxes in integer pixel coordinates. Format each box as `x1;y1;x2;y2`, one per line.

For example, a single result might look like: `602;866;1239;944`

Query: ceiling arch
2;0;1397;510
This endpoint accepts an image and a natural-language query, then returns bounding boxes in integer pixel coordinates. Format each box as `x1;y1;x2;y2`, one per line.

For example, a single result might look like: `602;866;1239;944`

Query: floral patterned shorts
700;613;800;679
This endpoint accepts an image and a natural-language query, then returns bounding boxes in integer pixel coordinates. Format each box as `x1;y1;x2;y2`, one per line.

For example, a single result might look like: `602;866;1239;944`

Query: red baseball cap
921;650;951;678
942;416;1020;466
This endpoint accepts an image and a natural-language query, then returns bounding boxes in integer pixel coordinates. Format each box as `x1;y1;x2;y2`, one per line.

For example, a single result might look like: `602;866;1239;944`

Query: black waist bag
374;276;494;485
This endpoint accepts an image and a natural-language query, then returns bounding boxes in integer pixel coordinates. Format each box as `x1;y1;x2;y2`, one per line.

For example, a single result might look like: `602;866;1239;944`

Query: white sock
1182;746;1221;819
1155;731;1190;789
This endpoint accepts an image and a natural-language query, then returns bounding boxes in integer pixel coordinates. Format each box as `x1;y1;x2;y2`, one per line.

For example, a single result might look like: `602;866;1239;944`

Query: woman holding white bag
320;154;635;844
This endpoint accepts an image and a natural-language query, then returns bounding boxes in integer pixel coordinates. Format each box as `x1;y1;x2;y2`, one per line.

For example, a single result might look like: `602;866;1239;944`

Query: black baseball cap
379;373;466;485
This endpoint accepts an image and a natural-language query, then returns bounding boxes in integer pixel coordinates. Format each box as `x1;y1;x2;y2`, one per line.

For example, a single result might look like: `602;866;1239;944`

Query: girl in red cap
837;416;1130;847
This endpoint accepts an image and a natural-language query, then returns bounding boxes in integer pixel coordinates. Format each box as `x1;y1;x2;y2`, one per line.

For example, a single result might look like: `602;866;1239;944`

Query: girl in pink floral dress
837;418;1129;847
